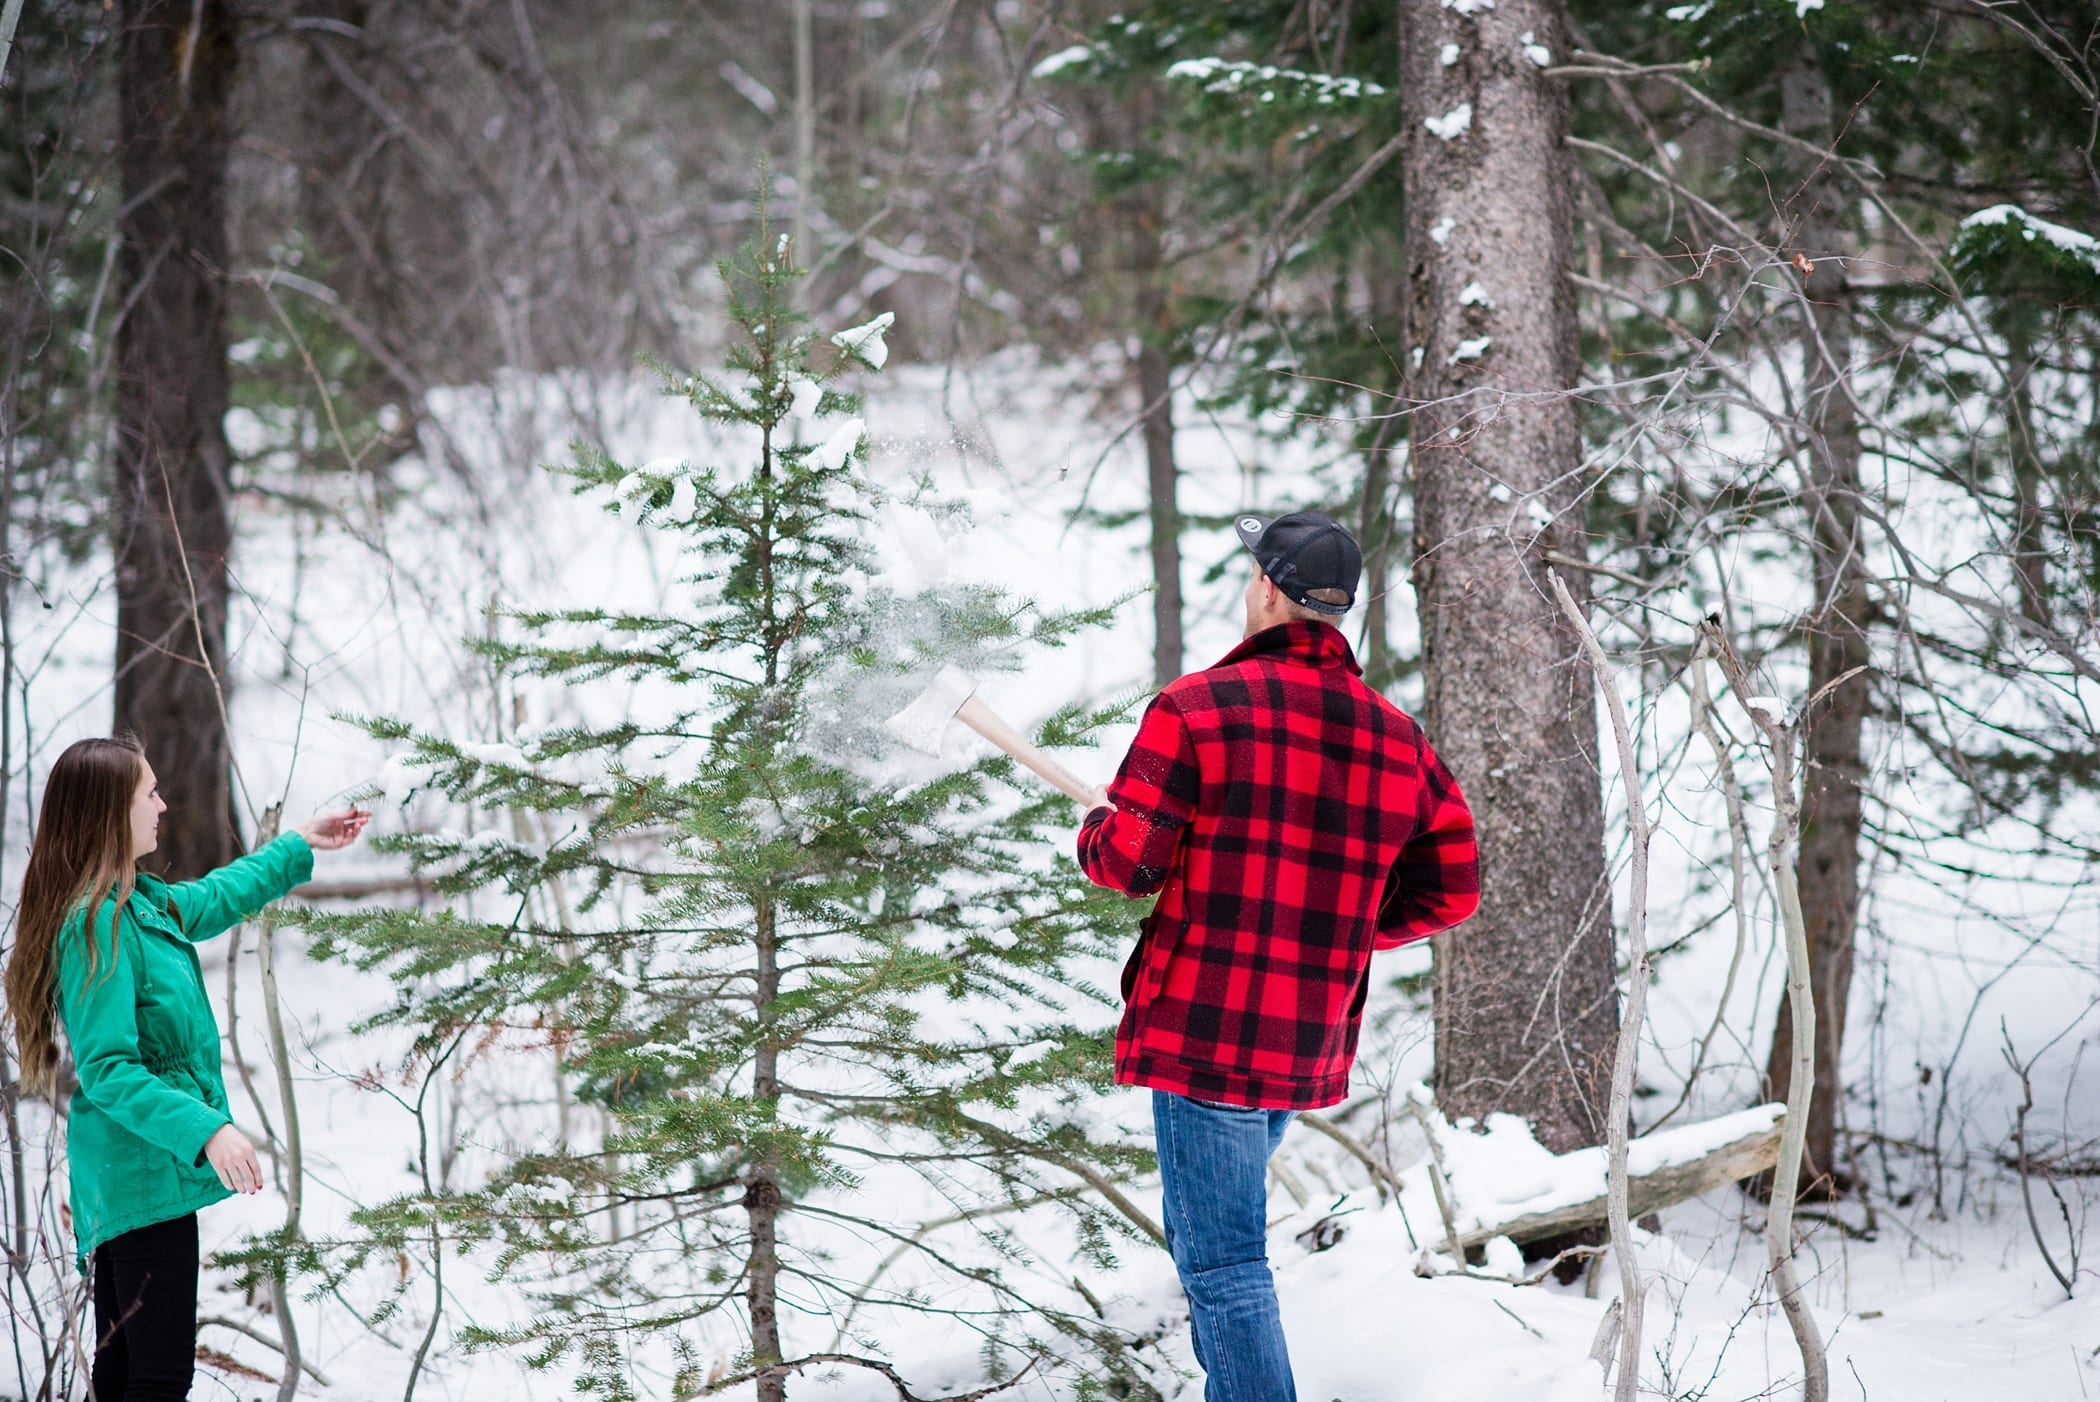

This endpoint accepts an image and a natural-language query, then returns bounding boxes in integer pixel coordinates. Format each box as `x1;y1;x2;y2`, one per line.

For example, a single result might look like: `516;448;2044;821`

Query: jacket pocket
1120;912;1157;1001
1346;959;1375;1020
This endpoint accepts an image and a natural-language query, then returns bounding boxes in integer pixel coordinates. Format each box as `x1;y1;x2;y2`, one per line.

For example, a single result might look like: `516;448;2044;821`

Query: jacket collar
1214;620;1361;675
126;872;181;932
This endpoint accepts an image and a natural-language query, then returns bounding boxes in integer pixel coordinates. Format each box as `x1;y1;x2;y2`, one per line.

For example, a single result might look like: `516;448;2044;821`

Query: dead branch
1403;1092;1464;1259
196;1316;333;1386
1437;1112;1785;1255
2001;1021;2078;1296
1550;570;1654;1402
1649;649;1753;1133
1296;1109;1419;1247
1698;616;1830;1402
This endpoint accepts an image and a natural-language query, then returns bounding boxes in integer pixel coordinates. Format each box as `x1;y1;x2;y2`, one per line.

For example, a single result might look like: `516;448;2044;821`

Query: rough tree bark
1400;0;1619;1154
113;0;240;880
1765;44;1868;1197
1127;82;1182;686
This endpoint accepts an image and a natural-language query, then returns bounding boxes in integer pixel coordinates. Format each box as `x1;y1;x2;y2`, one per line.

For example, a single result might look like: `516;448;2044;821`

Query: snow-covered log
1405;1103;1785;1253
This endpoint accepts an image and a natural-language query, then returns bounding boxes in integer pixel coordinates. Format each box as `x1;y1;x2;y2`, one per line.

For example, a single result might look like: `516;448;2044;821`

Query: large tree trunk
1401;0;1619;1155
113;0;240;880
1127;84;1182;687
1764;46;1868;1198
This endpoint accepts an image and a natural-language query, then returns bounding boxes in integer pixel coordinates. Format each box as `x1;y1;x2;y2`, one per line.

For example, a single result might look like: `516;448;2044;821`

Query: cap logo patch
1239;517;1261;532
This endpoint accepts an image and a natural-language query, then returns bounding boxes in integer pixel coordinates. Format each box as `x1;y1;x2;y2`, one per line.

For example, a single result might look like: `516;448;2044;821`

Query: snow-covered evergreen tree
284;223;1155;1401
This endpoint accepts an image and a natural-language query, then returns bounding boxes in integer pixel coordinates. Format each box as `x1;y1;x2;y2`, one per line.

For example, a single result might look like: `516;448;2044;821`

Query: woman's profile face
130;761;165;859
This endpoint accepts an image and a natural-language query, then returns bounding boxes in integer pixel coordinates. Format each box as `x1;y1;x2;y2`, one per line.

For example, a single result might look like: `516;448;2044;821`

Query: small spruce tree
287;222;1157;1400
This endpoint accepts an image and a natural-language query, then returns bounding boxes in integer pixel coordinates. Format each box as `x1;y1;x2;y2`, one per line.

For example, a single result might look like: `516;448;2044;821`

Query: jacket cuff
277;830;316;885
183;1109;233;1168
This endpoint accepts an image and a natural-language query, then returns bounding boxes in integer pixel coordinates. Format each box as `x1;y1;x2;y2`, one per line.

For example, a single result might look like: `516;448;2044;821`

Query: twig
196;1317;333;1386
1699;615;1830;1402
240;805;307;1401
1550;571;1652;1402
1542;550;1661;591
950;1110;1164;1246
1297;1110;1418;1249
828;1188;1087;1352
1649;649;1753;1133
1403;1092;1464;1258
2002;1021;2076;1296
1494;1299;1545;1339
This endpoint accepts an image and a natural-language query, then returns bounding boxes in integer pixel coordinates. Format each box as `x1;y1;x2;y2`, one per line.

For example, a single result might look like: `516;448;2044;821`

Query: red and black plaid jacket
1077;621;1480;1110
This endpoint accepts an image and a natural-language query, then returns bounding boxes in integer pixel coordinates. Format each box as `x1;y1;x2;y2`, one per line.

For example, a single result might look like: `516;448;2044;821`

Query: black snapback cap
1234;509;1362;616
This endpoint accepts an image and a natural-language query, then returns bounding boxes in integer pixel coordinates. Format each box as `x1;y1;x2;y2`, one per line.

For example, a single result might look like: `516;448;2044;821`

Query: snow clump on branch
1959;204;2100;277
1030;45;1094;80
811;417;867;472
1164;57;1387;104
832;312;895;370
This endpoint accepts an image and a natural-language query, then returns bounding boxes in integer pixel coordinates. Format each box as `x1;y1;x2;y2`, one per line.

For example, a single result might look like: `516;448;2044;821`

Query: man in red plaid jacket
1077;510;1478;1402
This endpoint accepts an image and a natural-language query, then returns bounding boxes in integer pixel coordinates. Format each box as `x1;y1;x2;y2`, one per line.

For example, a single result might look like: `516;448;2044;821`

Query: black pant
90;1212;198;1401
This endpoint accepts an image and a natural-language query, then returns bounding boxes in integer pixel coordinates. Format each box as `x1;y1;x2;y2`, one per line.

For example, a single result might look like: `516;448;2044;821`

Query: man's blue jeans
1152;1090;1298;1402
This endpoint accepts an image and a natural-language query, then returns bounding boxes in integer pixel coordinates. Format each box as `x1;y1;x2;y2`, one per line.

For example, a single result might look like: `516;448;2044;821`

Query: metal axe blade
885;665;1101;806
883;665;979;756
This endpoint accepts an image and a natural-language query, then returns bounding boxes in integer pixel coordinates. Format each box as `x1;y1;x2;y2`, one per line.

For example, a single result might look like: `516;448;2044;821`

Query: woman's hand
204;1124;264;1194
296;809;370;851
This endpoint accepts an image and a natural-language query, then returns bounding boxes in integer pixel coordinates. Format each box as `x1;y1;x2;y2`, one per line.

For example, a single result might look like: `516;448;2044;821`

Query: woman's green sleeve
165;832;315;943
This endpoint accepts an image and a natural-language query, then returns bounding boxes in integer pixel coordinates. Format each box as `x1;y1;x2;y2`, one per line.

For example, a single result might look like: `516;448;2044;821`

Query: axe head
884;665;979;756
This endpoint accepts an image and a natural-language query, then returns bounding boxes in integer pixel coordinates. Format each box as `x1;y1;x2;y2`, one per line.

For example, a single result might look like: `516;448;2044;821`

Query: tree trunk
1355;422;1398;686
1764;45;1867;1199
1128;85;1181;686
1358;265;1407;690
746;893;785;1402
791;0;815;287
2005;328;2051;628
1401;0;1619;1155
1138;330;1181;687
113;0;240;881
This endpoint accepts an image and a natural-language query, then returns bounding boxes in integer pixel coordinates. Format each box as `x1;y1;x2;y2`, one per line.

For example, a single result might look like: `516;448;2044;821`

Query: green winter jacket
55;832;313;1271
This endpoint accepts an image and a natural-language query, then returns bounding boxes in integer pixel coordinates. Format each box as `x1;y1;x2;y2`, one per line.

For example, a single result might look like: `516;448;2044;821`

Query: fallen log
1404;1102;1785;1254
291;875;435;900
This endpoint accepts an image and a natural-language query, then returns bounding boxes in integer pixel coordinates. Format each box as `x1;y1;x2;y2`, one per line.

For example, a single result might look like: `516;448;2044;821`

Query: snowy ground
5;346;2097;1401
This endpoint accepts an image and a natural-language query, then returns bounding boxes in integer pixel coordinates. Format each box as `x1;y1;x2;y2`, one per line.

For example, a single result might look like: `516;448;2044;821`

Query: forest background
3;2;2099;1400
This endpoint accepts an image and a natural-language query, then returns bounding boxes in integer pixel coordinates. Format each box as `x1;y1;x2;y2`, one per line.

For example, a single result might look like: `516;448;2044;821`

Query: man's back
1079;619;1478;1110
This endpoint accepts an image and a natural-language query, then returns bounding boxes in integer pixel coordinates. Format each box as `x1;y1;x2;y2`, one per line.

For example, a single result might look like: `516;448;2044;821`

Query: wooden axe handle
954;694;1099;806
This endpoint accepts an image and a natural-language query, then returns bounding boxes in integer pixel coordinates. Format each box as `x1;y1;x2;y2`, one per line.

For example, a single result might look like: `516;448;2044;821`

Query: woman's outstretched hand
204;1124;264;1194
297;809;370;851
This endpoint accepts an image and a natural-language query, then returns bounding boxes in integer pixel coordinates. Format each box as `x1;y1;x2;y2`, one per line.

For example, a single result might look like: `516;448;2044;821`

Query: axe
885;666;1099;806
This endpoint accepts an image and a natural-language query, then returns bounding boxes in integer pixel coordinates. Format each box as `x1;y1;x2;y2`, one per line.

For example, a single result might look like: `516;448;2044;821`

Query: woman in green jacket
3;736;367;1401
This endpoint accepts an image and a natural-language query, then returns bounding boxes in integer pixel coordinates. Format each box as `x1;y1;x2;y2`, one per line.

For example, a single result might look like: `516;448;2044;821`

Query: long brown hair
4;737;147;1096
